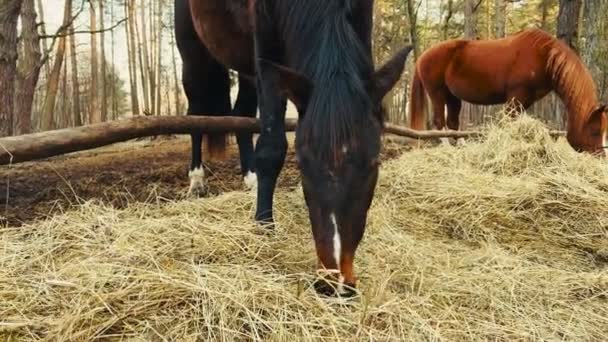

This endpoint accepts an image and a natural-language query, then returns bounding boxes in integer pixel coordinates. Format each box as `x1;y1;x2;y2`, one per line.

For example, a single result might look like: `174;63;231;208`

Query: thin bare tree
495;0;507;38
89;0;101;123
69;9;82;127
126;0;140;115
99;0;107;122
41;0;72;131
0;0;23;137
14;0;41;135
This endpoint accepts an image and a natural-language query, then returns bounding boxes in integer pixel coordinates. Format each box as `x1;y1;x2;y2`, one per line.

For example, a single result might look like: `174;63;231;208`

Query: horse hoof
187;185;207;198
243;171;258;190
313;278;357;298
255;213;275;229
439;137;451;146
456;137;467;146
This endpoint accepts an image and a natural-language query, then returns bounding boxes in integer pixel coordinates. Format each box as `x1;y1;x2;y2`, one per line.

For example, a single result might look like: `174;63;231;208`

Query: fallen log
0;115;566;166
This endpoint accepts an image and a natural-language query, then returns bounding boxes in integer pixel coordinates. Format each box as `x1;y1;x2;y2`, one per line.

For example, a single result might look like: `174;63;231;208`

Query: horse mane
276;0;376;163
523;29;599;124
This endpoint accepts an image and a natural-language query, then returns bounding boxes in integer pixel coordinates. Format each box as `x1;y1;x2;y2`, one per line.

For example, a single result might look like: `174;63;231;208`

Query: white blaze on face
243;171;257;190
330;212;347;294
188;166;205;195
330;213;341;269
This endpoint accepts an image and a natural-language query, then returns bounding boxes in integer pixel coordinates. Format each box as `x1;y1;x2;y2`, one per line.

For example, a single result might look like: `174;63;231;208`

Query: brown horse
409;28;608;156
175;0;412;297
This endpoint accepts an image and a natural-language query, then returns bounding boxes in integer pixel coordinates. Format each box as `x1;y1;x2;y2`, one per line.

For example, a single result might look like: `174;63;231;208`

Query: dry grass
1;114;608;341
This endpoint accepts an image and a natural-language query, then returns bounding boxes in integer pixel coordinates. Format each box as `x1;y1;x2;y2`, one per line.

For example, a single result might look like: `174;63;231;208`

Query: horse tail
202;66;233;162
204;133;229;160
409;66;427;130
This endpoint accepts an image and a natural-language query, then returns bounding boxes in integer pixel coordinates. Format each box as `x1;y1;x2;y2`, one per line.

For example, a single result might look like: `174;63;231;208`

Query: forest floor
0;134;413;227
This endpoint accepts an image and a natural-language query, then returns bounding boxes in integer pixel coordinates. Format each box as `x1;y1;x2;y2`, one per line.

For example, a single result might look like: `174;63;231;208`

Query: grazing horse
175;0;258;196
176;0;413;296
409;28;608;156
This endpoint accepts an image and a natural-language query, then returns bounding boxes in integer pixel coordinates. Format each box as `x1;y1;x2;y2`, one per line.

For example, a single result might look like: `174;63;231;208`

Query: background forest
0;0;606;138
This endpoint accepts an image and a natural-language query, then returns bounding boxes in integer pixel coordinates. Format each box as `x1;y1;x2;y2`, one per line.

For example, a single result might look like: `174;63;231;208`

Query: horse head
570;104;608;157
258;46;413;296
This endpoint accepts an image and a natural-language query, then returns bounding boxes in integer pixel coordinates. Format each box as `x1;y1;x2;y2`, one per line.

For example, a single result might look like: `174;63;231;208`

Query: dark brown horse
174;0;413;296
409;29;608;156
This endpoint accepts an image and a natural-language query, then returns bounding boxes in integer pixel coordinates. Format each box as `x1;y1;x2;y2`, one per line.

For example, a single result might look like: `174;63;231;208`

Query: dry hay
1;115;608;341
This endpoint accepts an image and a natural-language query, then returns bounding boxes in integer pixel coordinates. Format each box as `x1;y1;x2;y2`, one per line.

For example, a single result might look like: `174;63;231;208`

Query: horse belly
446;74;506;105
189;0;254;74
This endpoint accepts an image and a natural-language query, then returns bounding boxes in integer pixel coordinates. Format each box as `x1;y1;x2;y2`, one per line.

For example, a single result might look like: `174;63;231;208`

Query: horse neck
546;44;599;132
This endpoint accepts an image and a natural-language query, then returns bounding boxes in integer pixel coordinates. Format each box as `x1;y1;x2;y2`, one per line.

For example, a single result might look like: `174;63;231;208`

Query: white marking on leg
330;212;346;294
243;171;257;190
457;137;467;146
188;166;205;196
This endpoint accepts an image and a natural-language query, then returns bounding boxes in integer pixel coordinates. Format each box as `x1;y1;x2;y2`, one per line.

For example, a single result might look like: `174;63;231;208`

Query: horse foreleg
252;16;288;226
232;75;259;190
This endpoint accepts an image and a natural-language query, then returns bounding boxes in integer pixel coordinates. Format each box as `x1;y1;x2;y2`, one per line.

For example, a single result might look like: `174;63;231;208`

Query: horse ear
257;59;313;113
587;105;607;127
369;45;414;105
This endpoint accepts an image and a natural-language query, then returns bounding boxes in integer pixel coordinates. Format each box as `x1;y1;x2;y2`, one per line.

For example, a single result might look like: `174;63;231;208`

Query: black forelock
275;0;378;164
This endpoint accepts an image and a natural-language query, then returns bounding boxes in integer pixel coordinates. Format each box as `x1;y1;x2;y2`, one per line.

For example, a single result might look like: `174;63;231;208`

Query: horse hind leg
445;95;466;146
179;42;232;197
430;96;451;146
232;75;258;190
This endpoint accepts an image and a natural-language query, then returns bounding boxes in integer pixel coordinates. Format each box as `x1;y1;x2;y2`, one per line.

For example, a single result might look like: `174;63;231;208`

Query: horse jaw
188;166;206;197
243;171;258;190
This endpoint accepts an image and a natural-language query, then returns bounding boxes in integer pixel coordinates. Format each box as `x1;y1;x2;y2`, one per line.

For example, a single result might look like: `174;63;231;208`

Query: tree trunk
0;0;22;137
89;1;101;123
149;0;157;114
99;0;107;122
40;0;71;131
464;0;478;39
581;0;601;81
405;0;420;60
138;1;151;112
126;0;140;116
61;47;69;128
442;0;454;40
69;18;82;127
494;0;507;38
35;0;50;79
556;0;582;52
0;116;489;166
155;3;163;116
110;0;116;119
14;0;41;135
463;0;480;128
540;0;549;30
170;18;182;115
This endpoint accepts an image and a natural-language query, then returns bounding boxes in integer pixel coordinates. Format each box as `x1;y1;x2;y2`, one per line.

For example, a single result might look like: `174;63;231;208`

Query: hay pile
1;116;607;341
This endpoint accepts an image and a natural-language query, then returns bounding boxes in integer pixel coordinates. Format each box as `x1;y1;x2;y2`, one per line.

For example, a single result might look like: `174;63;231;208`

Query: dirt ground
0;135;412;227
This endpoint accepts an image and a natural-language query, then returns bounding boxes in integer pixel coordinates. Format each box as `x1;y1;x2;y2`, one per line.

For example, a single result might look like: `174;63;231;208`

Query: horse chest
189;0;254;74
